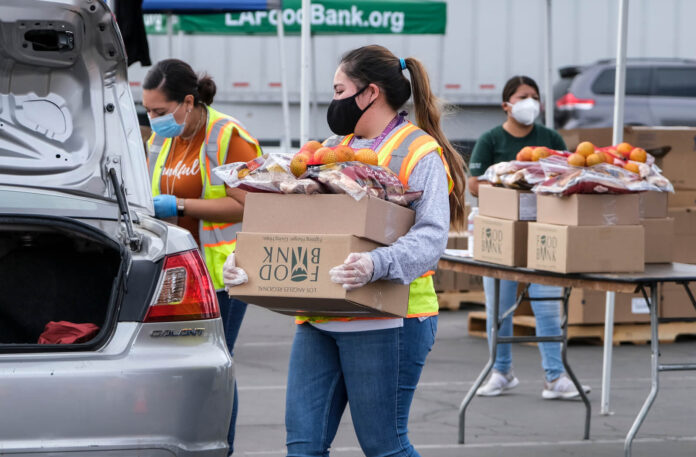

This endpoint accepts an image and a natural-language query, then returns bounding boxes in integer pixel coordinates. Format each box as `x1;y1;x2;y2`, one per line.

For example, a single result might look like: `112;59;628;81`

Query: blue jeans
216;291;248;454
285;317;438;457
483;278;563;382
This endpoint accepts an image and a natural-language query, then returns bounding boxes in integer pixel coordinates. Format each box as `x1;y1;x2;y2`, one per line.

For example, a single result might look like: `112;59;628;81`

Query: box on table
669;190;696;208
478;185;537;221
241;193;414;245
527;223;645;273
639;191;669;219
661;283;696;319
669;207;696;264
536;193;640;226
231;233;409;318
567;289;650;324
642;218;674;263
473;215;528;267
625;126;696;191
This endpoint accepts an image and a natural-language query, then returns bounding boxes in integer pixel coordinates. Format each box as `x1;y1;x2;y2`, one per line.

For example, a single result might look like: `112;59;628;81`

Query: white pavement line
240;436;696;455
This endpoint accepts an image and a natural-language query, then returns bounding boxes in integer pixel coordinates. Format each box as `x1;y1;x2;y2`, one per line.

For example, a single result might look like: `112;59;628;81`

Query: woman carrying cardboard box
467;76;590;399
223;45;466;456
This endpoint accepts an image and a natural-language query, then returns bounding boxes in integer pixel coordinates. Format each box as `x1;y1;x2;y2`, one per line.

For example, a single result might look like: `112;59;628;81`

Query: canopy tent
542;0;630;424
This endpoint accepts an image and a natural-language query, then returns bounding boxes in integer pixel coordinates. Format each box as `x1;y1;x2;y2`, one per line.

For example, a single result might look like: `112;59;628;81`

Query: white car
0;1;234;455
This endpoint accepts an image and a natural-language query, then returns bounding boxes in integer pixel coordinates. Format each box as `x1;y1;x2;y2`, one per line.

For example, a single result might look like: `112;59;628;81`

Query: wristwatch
177;198;186;217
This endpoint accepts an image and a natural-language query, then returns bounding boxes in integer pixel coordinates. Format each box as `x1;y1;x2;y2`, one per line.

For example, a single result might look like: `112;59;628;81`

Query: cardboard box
232;233;409;317
478;185;537;221
242;193;414;246
536;193;640;226
473;215;528;267
639;191;668;219
567;289;650;324
669;207;696;264
558;127;615;152
641;218;674;263
527;223;645;273
669;190;696;208
661;283;696;319
626;127;696;190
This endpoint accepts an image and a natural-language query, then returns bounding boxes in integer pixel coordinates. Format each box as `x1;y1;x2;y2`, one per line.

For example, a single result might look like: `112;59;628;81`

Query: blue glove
153;194;178;219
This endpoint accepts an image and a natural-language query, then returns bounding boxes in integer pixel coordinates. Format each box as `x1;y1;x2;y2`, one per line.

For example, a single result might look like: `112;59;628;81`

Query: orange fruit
237;168;250;179
567;153;586;167
290;154;309;177
624;162;640;174
321;149;339;164
355;148;379;166
629;147;647;163
334;145;355;162
616;142;633;157
516;146;534;162
585;153;604;167
531;147;550;161
313;147;332;164
300;140;323;155
575;141;595;158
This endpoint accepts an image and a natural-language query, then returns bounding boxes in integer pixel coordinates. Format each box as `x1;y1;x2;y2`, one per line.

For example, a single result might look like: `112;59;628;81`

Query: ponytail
405;58;468;229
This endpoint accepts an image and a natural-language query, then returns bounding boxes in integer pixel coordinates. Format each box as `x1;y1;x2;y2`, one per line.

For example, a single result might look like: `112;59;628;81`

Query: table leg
601;291;616;415
624;284;659;457
559;287;591;440
458;277;500;444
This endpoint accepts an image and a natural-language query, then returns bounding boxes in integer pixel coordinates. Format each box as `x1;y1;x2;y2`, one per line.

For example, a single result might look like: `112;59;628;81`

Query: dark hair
502;75;539;103
340;45;467;228
143;58;216;106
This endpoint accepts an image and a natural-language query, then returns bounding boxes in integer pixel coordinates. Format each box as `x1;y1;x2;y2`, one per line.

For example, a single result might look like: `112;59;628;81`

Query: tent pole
300;0;311;145
276;8;292;153
544;0;553;128
167;12;173;57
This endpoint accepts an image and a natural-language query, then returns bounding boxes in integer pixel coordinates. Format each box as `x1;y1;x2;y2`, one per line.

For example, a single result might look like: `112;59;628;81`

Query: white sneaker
476;370;520;397
542;373;591;400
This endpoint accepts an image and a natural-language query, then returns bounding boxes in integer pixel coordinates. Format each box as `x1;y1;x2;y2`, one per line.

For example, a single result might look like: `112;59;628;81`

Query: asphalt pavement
232;304;696;457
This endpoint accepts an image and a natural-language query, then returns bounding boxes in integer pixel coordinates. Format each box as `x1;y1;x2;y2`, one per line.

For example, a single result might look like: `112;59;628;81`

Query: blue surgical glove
153;194;178;219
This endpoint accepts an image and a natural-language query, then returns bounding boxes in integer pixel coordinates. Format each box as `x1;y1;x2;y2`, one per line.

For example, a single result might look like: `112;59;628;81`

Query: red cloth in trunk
38;321;100;344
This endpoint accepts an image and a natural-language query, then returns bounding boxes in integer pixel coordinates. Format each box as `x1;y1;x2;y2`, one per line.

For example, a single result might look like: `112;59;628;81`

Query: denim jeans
482;277;563;382
285;316;438;457
216;291;248;454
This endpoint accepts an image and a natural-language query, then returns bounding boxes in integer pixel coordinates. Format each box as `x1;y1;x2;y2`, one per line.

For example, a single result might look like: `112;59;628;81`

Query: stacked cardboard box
232;194;414;318
473;184;534;267
527;193;645;273
639;191;673;263
432;232;483;293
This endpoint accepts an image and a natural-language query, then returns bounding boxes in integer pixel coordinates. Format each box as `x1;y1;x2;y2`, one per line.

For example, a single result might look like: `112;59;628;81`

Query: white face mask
507;98;540;126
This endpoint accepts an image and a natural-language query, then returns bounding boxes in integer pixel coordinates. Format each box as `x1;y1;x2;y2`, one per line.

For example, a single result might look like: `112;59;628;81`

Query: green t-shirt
468;124;567;177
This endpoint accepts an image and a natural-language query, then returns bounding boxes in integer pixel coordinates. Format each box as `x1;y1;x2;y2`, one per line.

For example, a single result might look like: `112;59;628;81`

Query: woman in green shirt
468;76;566;195
469;76;590;399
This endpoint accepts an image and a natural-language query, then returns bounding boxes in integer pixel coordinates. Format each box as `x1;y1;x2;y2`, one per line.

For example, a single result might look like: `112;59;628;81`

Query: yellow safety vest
296;121;454;323
147;105;261;290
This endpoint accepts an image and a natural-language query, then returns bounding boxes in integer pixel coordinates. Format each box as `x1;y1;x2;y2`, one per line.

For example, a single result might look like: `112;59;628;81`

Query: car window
654;68;696;97
591;68;651;96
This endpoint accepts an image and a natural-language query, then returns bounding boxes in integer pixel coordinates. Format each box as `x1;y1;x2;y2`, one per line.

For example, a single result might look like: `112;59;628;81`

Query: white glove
329;252;374;291
222;253;248;290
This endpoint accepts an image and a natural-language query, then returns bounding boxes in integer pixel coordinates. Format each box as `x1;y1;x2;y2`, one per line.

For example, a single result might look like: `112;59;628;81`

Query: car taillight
144;249;220;322
556;93;595;111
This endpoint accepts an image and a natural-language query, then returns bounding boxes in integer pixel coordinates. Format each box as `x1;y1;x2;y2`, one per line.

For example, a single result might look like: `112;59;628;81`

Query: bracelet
177;198;186;217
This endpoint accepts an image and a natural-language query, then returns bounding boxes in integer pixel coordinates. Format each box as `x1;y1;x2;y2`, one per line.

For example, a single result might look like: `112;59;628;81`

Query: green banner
145;0;446;35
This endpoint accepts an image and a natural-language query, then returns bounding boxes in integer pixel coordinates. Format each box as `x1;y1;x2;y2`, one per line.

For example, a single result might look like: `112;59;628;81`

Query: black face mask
326;84;375;135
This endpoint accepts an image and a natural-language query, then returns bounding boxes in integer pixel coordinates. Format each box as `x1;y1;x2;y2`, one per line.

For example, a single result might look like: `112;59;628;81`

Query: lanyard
349;112;406;150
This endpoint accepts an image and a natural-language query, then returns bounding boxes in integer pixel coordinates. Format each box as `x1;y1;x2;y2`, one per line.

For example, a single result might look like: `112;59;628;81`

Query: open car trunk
0;216;125;351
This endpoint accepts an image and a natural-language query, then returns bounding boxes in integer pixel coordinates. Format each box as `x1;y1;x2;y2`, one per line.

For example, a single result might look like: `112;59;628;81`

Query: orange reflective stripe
377;123;418;167
406;311;439;318
340;135;352;146
421;270;435;277
398;137;439;183
204;239;237;249
202;222;236;231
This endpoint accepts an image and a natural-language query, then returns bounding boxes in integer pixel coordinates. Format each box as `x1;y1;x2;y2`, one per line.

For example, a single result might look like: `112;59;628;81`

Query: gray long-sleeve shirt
348;136;451;284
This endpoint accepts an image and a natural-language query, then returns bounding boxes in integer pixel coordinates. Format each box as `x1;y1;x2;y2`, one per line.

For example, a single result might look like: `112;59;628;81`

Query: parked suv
0;1;233;455
554;58;696;129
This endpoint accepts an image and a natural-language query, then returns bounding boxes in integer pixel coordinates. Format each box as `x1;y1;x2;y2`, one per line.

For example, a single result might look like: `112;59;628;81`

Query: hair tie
399;58;406;71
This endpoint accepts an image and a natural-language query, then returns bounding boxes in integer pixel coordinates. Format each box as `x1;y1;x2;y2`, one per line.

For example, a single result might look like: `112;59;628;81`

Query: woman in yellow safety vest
142;58;261;455
224;45;467;457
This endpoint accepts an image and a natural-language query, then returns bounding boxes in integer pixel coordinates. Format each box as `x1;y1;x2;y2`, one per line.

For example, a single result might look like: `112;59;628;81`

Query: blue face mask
148;104;187;138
